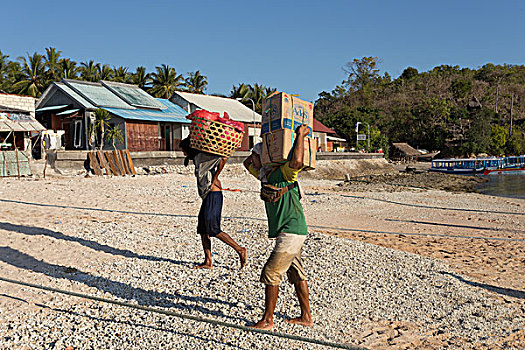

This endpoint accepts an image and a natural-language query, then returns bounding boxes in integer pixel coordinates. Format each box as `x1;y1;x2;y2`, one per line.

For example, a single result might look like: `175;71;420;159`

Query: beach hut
0;94;46;176
390;143;420;162
36;80;190;151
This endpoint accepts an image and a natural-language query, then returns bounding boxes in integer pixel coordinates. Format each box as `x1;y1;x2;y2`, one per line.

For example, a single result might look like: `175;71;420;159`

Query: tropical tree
229;83;251;100
80;60;100;82
112;66;129;83
149;64;184;98
132;66;150;89
60;58;79;79
96;64;113;81
183;70;208;94
12;52;46;97
0;50;10;91
229;83;276;114
105;125;124;150
44;47;62;84
90;108;110;149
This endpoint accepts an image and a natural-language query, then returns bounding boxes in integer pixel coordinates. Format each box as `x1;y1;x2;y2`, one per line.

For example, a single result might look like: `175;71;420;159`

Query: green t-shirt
264;162;308;238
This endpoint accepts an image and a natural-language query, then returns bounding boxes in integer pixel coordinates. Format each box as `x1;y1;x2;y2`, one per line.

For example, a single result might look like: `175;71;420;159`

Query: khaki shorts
260;233;307;285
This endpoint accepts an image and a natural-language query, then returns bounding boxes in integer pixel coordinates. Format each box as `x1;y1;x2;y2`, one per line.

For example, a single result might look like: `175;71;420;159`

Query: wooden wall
126;121;160;152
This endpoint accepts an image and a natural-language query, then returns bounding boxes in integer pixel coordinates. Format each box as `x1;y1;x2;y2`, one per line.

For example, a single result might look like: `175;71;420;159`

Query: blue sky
1;0;524;102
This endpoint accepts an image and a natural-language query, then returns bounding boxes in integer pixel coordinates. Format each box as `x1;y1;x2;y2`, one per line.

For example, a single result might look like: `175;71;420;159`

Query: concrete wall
0;94;36;117
50;150;387;176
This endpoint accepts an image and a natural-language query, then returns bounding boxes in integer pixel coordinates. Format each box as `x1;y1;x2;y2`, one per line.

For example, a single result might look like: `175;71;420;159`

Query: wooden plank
125;150;137;175
119;150;131;174
88;152;102;176
104;151;119;176
96;151;110;175
113;150;126;175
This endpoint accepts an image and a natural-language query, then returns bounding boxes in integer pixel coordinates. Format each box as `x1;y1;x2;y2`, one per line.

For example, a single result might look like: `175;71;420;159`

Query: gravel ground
0;167;523;349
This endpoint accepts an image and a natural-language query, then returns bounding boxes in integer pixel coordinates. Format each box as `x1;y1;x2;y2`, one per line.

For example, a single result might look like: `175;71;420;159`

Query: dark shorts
197;191;223;237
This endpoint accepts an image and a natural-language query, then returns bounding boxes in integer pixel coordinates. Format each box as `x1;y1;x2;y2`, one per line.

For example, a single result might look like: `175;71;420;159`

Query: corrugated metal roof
54;82;97;109
0;112;46;132
63;80;132;109
172;91;261;123
56;108;80;116
104;98;190;123
35;104;69;112
101;81;165;110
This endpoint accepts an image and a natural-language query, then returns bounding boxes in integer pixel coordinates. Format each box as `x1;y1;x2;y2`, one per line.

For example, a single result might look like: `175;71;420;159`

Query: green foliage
489;125;507;156
450;79;472;100
229;83;276;114
505;128;525;155
90;109;110;150
132;66;150;89
105;126;124;150
184;70;208;94
149;64;184;98
80;60;100;82
316;57;525;157
12;52;46;97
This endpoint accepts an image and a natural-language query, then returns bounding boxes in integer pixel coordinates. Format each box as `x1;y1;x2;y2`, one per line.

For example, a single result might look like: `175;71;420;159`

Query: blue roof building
37;80;190;151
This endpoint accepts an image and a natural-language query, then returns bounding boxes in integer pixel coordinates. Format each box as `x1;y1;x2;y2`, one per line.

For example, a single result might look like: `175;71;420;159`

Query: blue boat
483;155;525;175
430;157;501;174
430;156;525;175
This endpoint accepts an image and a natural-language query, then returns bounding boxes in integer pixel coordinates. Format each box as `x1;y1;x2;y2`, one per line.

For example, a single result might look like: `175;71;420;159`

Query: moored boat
482;155;525;175
430;157;501;174
430;156;525;175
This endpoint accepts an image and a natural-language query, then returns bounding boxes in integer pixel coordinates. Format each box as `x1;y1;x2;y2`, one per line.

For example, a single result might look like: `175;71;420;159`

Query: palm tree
4;61;22;94
229;83;252;100
0;50;10;91
97;64;114;81
80;60;101;82
13;52;46;97
60;58;79;79
90;108;110;149
149;64;184;98
132;66;150;89
229;83;276;114
44;47;62;85
183;70;208;94
105;126;124;150
112;66;129;83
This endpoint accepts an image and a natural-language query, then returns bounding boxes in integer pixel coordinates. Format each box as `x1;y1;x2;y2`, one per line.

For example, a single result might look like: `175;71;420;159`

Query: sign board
357;134;367;141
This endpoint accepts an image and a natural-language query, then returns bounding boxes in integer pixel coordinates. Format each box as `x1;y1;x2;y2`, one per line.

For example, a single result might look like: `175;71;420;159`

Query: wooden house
36;80;190;152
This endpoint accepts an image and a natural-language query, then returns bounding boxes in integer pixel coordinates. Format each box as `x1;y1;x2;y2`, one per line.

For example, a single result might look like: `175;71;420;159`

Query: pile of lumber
88;150;136;176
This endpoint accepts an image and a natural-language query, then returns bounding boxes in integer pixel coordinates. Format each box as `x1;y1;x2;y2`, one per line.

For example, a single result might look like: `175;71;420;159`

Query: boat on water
430;155;525;175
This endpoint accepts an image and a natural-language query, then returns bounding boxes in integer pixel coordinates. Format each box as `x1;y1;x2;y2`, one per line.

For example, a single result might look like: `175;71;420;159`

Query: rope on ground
0;276;365;350
2;199;524;242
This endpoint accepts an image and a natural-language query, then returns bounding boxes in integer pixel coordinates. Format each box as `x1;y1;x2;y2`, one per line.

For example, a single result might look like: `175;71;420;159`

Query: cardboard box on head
261;128;316;170
261;92;314;136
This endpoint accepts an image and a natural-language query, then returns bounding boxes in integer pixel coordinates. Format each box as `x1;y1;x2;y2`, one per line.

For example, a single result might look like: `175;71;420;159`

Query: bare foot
193;263;213;269
238;247;247;269
250;319;274;330
285;317;313;327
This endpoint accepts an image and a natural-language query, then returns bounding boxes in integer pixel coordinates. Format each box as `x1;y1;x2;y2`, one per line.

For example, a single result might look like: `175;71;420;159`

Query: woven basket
189;116;244;157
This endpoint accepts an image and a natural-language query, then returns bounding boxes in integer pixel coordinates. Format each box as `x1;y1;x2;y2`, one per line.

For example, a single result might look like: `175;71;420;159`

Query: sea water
476;174;525;199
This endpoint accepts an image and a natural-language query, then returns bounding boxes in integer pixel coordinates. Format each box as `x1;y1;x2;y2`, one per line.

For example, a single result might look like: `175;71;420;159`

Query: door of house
165;125;171;151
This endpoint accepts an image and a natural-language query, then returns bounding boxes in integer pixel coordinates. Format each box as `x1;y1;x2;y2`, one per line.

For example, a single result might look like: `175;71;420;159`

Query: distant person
243;125;313;330
180;137;247;269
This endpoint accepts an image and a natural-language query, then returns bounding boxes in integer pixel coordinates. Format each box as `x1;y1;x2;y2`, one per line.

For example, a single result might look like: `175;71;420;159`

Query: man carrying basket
180;137;247;270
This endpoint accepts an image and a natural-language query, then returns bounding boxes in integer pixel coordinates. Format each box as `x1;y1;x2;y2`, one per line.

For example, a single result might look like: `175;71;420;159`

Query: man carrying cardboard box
243;124;313;330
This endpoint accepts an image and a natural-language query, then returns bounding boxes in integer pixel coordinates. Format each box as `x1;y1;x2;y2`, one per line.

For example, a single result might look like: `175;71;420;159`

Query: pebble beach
0;165;523;349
